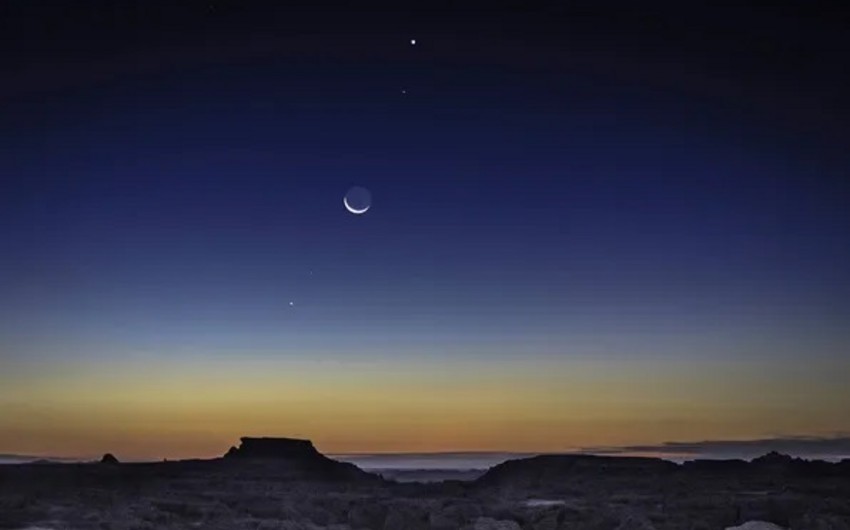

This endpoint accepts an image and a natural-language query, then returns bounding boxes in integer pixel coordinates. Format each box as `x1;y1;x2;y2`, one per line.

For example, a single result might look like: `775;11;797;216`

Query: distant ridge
476;451;850;490
0;454;80;464
477;453;678;487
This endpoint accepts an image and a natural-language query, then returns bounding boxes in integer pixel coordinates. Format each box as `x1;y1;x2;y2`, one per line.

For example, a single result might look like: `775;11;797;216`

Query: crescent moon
343;195;370;214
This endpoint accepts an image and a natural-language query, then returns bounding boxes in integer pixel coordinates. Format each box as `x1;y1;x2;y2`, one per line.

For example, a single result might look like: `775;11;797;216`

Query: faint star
410;39;416;45
289;301;294;306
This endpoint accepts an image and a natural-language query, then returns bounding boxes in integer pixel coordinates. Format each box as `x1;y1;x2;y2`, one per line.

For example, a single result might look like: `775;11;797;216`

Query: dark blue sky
1;2;848;456
3;51;848;349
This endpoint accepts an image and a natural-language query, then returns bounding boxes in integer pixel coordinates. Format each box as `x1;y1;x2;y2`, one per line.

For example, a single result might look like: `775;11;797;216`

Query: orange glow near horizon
1;354;847;460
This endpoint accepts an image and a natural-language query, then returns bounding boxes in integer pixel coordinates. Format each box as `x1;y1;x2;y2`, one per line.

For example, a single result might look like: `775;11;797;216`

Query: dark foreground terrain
1;438;849;530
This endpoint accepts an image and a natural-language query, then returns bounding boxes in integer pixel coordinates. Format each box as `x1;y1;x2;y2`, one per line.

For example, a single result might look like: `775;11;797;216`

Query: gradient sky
1;2;848;460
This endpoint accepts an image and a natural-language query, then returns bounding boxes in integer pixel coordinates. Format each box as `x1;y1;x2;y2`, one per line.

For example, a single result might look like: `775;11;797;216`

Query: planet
343;186;372;214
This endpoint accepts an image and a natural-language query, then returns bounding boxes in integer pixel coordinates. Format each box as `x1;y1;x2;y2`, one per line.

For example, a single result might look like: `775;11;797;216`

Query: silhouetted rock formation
751;451;797;472
100;453;119;465
224;436;323;460
222;436;375;482
740;452;849;479
478;452;850;487
476;454;678;489
752;451;795;465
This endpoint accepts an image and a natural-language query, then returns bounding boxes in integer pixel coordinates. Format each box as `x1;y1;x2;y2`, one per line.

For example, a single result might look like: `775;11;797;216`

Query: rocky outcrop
224;437;323;460
222;436;375;482
100;453;119;465
752;452;795;466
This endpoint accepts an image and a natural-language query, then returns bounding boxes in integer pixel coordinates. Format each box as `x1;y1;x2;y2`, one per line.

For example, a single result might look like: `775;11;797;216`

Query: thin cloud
583;435;850;460
0;454;82;464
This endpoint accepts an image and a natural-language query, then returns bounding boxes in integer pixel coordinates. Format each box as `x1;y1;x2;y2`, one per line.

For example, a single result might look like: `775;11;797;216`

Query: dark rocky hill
476;454;678;489
477;452;850;489
221;437;377;482
224;437;322;460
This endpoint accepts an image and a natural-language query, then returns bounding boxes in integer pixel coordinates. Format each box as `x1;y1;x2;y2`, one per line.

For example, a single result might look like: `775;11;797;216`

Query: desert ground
1;438;848;530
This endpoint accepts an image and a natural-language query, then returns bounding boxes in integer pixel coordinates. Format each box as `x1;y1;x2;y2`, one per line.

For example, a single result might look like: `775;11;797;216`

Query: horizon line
4;433;850;463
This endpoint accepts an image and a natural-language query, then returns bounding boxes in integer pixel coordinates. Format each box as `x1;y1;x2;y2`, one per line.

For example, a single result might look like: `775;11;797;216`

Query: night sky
1;2;849;460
